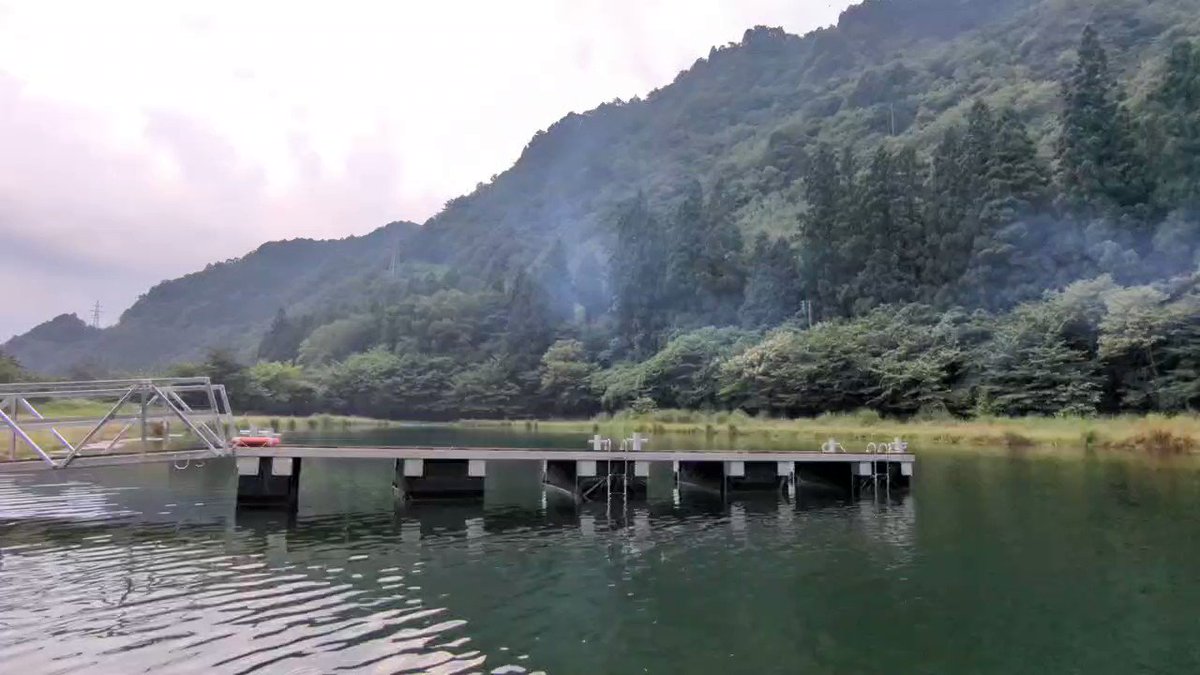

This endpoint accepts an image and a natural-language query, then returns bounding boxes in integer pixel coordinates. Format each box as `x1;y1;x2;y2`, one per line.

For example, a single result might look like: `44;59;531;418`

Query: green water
2;427;1199;673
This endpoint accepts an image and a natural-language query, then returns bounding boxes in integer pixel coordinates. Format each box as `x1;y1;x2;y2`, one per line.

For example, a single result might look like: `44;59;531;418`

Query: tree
1056;26;1150;212
663;180;707;318
962;108;1051;309
0;351;25;384
538;339;598;415
639;328;753;409
611;195;668;356
451;357;522;418
257;309;307;363
797;144;851;319
198;347;248;406
1145;41;1200;209
721;306;966;417
851;146;911;312
298;315;378;365
923;126;973;297
535;239;576;324
740;234;802;328
976;297;1103;416
696;184;746;323
244;361;318;414
503;268;558;365
1155;296;1200;411
573;249;610;323
963;100;996;201
319;350;456;419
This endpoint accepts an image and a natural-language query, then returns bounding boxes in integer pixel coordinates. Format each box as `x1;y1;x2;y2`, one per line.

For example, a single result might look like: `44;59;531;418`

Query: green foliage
538;340;598;416
1144;41;1200;209
7;2;1200;424
611;195;669;356
1056;26;1151;211
0;351;26;384
299;315;377;365
976;298;1104;416
320;350;456;420
638;328;755;410
720;306;970;416
451;357;523;418
593;362;647;412
739;234;802;328
244;361;318;414
257;309;309;363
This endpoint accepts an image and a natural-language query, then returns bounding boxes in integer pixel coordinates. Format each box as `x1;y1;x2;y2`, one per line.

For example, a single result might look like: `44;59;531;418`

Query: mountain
6;221;418;374
6;0;1200;388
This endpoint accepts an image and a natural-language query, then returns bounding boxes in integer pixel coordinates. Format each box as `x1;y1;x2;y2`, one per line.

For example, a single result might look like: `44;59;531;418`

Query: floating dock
234;446;915;511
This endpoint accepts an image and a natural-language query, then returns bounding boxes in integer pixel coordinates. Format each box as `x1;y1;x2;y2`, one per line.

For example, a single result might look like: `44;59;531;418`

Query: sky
0;0;852;341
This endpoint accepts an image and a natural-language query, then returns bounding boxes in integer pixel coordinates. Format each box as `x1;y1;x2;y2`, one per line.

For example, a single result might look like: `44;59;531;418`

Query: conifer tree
1056;26;1150;211
611;195;668;356
1146;41;1200;208
664;180;706;317
740;234;802;328
573;249;610;323
798;144;850;319
923;127;972;297
697;186;746;323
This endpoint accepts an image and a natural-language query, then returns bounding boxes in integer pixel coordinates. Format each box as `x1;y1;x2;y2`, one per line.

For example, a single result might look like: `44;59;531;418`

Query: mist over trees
148;25;1200;421
5;1;1200;421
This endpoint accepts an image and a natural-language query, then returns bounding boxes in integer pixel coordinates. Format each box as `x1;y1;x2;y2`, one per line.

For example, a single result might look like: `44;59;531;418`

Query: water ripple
0;462;920;674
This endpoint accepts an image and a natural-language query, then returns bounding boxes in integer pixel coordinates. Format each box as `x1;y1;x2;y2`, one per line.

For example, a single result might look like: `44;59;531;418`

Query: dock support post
236;456;301;513
890;461;914;489
794;460;857;498
678;460;726;498
723;460;788;494
394;458;485;501
779;461;796;499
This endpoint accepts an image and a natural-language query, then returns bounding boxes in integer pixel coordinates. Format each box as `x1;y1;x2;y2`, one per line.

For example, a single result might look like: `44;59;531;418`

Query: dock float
234;446;915;511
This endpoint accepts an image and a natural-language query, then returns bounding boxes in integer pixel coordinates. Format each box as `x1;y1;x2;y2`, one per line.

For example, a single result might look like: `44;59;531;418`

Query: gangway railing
0;378;235;468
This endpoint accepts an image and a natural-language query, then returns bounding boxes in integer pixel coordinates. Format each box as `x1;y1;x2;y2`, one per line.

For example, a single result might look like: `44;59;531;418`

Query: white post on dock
403;459;424;477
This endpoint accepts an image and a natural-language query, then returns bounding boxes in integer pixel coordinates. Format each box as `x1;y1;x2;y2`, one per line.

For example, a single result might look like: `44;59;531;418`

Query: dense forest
4;0;1199;420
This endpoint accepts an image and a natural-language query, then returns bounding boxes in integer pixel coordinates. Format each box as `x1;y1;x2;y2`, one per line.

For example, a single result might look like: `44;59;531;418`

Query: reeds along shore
465;410;1200;455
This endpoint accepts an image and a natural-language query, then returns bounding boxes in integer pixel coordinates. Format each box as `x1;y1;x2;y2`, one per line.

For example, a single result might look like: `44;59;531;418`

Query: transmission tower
90;301;102;328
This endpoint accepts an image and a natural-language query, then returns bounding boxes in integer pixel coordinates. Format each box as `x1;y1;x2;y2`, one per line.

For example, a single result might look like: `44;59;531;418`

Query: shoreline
460;411;1200;455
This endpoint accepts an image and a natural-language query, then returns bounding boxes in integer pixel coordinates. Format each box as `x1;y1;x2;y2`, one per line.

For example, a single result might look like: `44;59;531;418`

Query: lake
2;426;1199;673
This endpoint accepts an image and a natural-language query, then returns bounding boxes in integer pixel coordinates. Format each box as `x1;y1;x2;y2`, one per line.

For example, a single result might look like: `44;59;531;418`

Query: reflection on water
2;431;1200;674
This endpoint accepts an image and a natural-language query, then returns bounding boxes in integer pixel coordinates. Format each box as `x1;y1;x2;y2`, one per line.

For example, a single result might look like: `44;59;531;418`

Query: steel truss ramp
0;378;235;469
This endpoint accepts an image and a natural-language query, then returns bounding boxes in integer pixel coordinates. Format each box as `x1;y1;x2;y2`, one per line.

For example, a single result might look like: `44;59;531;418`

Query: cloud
0;76;416;339
0;0;849;341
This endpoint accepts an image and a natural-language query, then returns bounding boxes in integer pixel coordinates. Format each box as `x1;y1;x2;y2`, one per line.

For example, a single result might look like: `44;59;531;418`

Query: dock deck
240;445;915;464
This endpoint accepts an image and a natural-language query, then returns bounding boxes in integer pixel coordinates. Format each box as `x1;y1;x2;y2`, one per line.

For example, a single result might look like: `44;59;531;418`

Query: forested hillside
3;221;419;374
4;0;1199;419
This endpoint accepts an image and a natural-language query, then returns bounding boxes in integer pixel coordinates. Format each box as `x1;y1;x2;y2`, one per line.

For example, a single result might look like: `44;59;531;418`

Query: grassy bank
465;410;1200;455
232;414;398;433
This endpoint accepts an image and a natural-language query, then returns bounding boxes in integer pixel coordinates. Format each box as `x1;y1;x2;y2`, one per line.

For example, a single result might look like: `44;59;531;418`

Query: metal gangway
0;378;235;469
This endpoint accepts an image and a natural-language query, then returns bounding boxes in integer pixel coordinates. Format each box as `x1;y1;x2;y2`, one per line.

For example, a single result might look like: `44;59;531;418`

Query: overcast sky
0;0;852;340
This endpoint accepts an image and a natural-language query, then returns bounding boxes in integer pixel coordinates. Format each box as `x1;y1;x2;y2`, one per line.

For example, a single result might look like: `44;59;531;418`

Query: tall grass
233;414;395;431
468;410;1200;454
